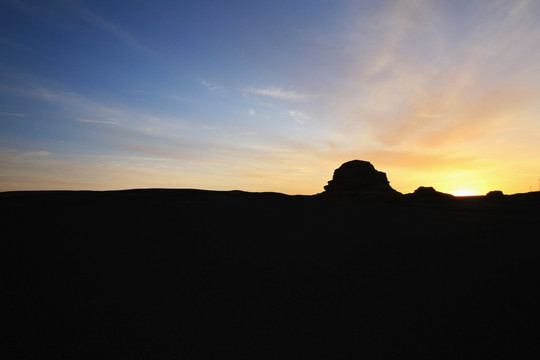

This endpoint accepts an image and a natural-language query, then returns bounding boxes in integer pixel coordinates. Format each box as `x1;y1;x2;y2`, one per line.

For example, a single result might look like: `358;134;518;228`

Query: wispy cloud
0;112;27;117
200;80;221;91
244;87;315;101
21;150;51;157
0;36;32;52
4;83;192;146
287;110;310;124
335;0;540;151
0;147;182;191
29;86;130;125
6;84;254;163
59;0;153;54
76;118;118;125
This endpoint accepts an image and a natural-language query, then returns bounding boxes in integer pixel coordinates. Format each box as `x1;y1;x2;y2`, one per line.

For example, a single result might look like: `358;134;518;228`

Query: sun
452;189;479;197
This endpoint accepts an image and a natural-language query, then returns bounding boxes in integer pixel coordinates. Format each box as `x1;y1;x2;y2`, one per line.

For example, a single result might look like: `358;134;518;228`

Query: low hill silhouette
2;160;540;359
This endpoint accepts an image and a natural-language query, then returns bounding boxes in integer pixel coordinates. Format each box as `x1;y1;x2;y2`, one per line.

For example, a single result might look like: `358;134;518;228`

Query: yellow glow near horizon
451;189;480;197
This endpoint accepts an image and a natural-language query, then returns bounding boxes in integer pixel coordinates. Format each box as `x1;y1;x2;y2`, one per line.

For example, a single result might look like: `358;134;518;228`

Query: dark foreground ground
2;189;540;359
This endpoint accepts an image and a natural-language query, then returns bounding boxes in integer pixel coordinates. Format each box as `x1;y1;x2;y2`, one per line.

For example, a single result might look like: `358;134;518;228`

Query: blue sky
1;0;540;194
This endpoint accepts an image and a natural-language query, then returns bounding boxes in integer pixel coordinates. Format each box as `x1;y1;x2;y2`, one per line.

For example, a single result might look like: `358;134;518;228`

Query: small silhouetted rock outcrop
486;190;504;198
322;160;401;198
486;190;505;200
407;186;454;200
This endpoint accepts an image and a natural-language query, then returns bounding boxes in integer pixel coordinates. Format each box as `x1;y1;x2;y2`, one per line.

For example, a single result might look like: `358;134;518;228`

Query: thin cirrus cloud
58;0;154;54
334;0;540;151
28;85;184;133
19;84;291;166
75;118;119;126
0;112;28;117
201;80;221;92
1;0;153;54
287;110;310;124
244;87;315;101
21;151;51;157
0;36;32;52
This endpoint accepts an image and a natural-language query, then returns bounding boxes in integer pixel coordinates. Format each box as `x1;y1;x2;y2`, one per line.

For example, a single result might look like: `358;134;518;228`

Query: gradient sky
1;0;539;195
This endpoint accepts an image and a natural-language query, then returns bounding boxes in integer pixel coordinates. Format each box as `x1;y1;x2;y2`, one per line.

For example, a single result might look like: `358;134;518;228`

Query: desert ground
3;188;540;359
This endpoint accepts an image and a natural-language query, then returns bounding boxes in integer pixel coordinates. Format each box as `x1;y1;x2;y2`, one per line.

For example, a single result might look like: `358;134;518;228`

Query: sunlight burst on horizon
451;189;480;197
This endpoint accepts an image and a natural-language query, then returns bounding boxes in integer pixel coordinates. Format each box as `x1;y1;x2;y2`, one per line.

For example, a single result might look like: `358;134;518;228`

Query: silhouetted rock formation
486;190;504;199
407;186;454;200
323;160;401;197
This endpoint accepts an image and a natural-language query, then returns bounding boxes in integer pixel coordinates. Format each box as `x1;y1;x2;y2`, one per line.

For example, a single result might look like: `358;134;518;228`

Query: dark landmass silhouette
323;160;400;194
320;160;403;201
2;160;540;359
406;185;456;200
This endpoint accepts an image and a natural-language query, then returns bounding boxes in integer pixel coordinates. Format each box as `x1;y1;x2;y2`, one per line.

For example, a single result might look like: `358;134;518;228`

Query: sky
1;0;539;195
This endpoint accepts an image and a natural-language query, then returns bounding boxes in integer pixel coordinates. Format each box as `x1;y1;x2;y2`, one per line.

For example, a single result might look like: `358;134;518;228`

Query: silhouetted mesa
407;186;454;200
323;160;401;197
